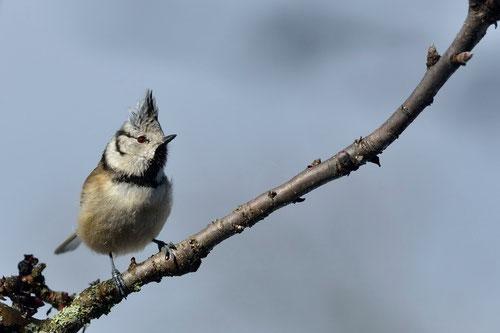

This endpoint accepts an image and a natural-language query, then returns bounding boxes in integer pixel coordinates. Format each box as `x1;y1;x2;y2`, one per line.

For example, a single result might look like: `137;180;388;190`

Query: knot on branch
470;0;487;10
469;0;500;23
335;150;358;175
268;190;277;199
188;238;209;260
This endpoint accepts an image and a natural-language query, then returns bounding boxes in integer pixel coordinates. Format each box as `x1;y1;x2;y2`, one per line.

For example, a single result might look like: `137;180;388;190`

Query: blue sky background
1;1;500;332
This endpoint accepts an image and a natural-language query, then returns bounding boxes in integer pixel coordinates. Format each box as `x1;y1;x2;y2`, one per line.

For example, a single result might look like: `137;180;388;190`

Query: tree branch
0;303;42;332
2;1;499;332
0;255;72;332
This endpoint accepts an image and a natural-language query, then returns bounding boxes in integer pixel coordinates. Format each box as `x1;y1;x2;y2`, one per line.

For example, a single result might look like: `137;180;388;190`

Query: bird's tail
54;232;81;254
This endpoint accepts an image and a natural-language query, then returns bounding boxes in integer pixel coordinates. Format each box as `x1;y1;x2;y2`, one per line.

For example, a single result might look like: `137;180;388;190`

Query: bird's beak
163;134;177;144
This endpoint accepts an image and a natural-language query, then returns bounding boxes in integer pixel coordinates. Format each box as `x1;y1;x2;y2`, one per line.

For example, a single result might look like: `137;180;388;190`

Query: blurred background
1;1;500;332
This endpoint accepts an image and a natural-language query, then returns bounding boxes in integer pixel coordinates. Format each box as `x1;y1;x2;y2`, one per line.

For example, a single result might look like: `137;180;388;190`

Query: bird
54;90;176;296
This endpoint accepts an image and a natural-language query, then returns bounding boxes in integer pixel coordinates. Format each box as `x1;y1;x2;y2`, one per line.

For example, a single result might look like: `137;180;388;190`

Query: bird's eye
137;136;147;143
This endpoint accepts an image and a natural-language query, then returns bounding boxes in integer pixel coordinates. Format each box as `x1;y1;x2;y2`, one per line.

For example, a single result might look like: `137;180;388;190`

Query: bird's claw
152;239;176;260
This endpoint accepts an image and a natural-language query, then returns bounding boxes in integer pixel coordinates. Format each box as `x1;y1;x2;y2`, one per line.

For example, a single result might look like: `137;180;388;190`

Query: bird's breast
77;175;173;255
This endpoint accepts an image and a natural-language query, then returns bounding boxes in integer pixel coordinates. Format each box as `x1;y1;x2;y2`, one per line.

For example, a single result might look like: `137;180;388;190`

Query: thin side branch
2;1;499;332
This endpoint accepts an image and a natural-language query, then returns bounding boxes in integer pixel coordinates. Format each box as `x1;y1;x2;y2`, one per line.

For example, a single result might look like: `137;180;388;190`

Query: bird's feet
152;239;176;260
111;267;128;298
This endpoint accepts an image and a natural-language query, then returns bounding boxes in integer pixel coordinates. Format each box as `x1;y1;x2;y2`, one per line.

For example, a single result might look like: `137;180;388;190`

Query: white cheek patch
105;139;151;176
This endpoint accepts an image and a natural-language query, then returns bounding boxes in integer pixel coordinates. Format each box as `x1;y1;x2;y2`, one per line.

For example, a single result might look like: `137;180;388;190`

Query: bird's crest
128;90;161;132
